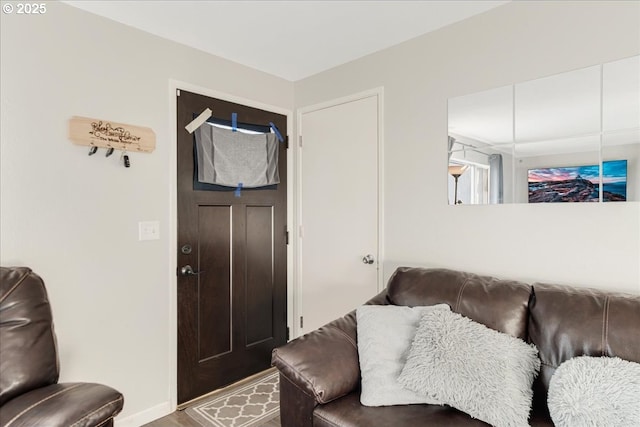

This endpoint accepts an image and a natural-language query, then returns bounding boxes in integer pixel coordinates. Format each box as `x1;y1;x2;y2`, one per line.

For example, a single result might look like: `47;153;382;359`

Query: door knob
362;254;375;265
179;265;202;276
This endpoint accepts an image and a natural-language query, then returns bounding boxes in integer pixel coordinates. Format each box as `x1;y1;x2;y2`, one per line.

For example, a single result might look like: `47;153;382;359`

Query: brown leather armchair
0;267;124;427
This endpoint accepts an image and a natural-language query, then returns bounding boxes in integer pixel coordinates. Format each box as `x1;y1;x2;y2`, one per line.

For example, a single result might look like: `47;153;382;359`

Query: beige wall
0;2;293;425
295;1;640;293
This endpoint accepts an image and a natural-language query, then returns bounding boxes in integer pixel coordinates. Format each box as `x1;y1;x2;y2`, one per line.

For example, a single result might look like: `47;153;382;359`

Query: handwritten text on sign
68;116;155;153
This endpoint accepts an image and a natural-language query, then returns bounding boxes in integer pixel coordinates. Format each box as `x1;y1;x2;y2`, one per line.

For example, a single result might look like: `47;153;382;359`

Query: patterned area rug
185;371;279;427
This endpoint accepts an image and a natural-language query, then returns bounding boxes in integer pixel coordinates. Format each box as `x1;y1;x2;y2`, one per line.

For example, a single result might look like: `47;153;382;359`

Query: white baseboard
115;401;173;427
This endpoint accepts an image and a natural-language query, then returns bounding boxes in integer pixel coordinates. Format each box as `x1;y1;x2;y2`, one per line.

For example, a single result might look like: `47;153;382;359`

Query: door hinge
299;316;304;329
286;327;290;341
176;89;180;96
285;230;289;245
285;136;289;149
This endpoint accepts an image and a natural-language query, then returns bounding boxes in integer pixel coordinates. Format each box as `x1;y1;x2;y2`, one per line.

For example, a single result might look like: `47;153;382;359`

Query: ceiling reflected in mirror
448;54;640;205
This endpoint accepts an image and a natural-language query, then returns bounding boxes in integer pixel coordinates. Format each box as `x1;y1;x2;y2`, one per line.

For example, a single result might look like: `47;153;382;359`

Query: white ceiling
62;0;508;82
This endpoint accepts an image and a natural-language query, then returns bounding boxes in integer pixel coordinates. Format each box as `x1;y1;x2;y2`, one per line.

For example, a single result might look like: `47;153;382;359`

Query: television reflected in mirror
528;160;627;203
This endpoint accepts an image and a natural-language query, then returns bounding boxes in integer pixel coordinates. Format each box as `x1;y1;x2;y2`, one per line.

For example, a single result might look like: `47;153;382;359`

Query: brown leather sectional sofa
272;267;640;426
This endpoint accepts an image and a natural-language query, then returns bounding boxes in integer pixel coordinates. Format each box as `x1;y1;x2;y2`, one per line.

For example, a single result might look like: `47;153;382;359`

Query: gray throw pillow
548;356;640;427
356;304;449;407
398;309;540;427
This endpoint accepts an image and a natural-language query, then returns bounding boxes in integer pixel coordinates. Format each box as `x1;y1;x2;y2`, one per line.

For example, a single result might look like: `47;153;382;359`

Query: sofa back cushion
387;267;531;339
0;267;60;406
528;282;640;410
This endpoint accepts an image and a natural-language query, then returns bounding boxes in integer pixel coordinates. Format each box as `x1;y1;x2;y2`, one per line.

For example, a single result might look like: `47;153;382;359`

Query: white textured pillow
356;304;450;407
548;356;640;427
398;309;540;427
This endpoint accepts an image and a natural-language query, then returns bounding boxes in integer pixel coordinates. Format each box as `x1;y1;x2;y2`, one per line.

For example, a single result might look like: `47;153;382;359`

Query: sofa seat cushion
312;392;555;427
0;382;124;427
312;391;489;427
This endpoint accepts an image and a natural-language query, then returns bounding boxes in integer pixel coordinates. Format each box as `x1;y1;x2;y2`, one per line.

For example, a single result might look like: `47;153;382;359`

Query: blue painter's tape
269;122;284;142
231;112;238;132
234;182;243;197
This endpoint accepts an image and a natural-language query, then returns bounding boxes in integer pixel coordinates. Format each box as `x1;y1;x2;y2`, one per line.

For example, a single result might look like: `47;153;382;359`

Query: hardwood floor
143;411;281;427
142;410;203;427
142;368;281;427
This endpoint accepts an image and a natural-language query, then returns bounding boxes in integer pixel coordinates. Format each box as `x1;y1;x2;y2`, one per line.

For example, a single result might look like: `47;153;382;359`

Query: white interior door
298;92;381;335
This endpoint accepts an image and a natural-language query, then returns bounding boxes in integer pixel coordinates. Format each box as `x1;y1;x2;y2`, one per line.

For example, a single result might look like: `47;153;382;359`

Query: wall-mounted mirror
448;55;639;204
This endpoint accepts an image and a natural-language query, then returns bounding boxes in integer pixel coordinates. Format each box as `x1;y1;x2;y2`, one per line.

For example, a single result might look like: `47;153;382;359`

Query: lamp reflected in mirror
448;164;469;205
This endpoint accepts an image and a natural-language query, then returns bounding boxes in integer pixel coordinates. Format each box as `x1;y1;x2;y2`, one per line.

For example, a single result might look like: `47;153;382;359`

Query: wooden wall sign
68;116;156;153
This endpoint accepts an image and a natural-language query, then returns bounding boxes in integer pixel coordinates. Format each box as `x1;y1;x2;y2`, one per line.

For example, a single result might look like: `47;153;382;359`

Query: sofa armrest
277;372;317;427
272;314;359;405
272;290;388;406
0;382;124;427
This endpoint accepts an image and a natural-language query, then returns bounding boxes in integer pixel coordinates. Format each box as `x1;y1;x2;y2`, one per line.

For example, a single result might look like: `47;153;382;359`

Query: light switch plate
139;221;160;241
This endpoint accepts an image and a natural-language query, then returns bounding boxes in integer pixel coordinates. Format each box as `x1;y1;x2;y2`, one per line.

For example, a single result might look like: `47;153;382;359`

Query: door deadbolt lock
180;244;192;255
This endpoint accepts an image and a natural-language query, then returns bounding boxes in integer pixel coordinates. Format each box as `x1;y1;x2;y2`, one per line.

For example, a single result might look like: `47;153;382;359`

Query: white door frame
168;79;294;412
294;87;385;339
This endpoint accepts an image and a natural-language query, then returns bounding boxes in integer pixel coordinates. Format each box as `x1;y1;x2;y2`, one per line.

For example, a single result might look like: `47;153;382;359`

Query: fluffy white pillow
356;304;449;407
398;309;540;427
548;356;640;427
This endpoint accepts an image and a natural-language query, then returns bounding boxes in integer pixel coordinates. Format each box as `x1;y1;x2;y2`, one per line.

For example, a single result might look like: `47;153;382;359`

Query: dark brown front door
176;89;287;404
